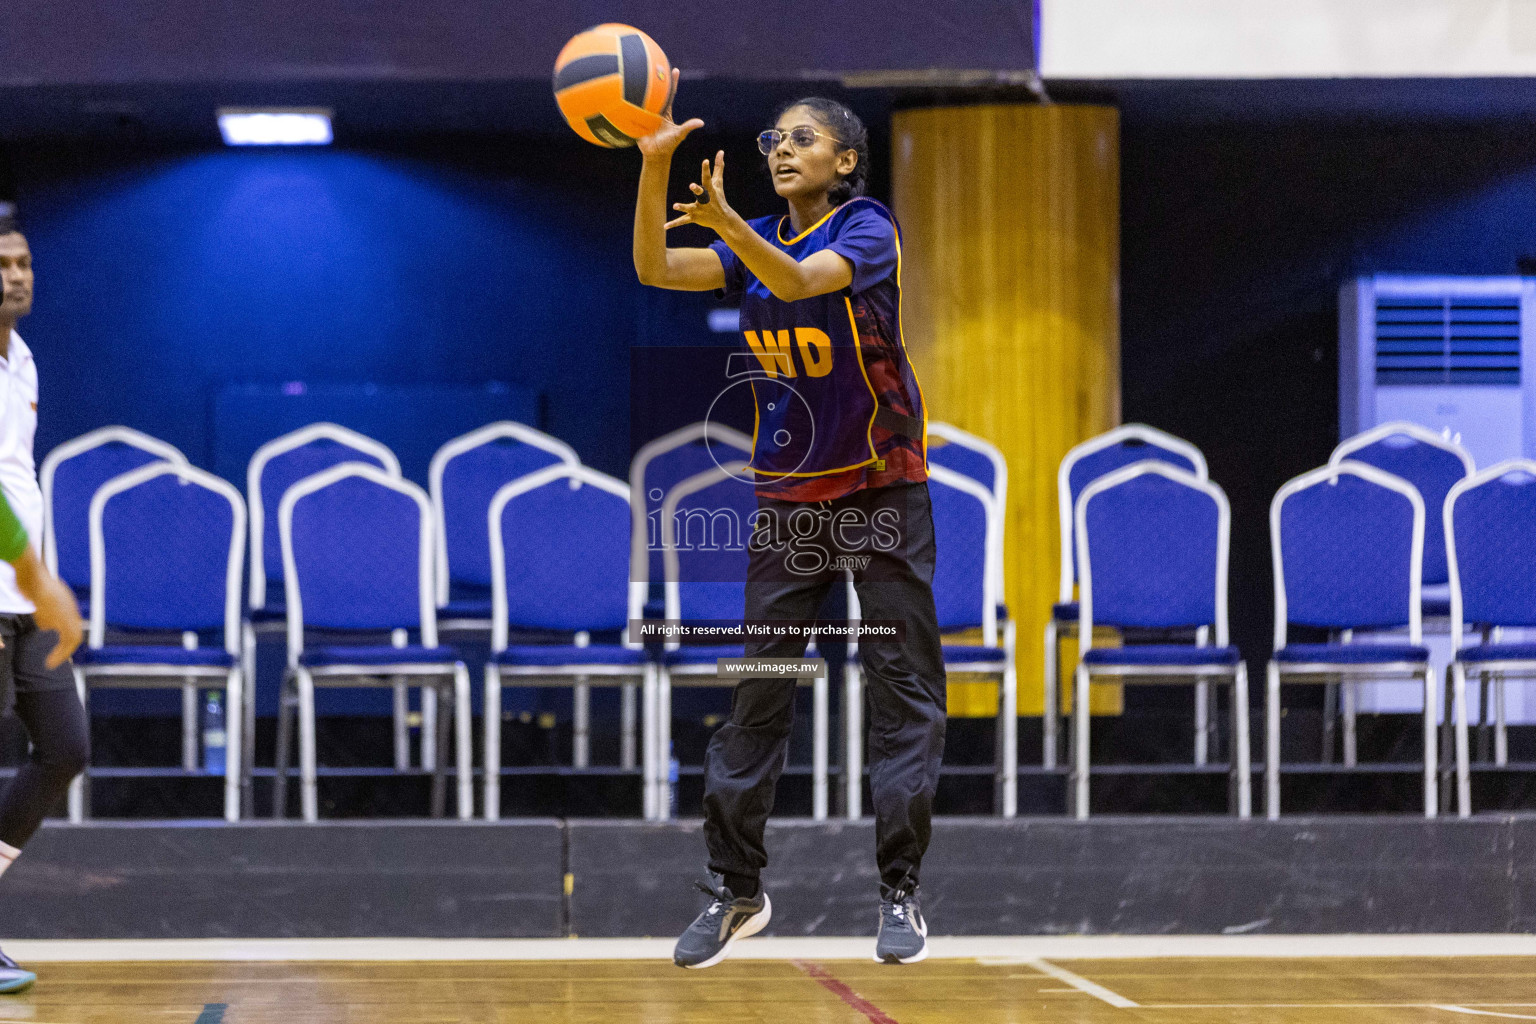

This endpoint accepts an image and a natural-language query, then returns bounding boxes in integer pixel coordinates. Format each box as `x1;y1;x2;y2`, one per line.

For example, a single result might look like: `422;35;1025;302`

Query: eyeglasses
757;127;835;155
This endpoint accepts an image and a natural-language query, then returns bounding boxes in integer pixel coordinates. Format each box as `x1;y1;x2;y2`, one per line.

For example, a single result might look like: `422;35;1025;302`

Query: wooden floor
8;956;1536;1023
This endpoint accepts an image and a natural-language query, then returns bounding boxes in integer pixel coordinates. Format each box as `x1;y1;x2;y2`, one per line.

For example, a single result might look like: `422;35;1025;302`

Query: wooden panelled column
892;103;1121;718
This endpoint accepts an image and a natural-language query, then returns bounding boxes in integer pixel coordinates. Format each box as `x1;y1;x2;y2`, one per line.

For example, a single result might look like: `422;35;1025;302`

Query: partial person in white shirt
0;203;90;995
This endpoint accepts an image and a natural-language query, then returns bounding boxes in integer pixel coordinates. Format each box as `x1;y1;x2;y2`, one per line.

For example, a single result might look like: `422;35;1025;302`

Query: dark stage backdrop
1120;108;1536;667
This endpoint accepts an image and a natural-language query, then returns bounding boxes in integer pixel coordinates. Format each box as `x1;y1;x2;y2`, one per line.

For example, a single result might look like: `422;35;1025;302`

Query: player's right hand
638;69;703;159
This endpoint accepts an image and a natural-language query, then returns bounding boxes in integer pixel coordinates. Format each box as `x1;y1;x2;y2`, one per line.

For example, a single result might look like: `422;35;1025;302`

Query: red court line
793;960;901;1024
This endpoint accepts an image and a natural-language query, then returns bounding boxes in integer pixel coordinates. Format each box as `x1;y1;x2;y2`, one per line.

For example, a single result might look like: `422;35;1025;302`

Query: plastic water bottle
202;691;227;775
668;743;680;819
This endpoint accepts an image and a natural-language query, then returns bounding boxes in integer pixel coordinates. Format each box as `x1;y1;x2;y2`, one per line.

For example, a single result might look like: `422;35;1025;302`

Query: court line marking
1435;1009;1536;1020
1020;958;1138;1009
793;961;900;1024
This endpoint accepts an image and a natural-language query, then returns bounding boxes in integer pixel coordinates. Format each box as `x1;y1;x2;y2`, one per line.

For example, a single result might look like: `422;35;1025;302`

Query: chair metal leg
68;668;88;823
1042;619;1059;769
297;668;318;823
273;670;295;820
428;682;449;819
224;669;243;823
484;665;502;821
1422;666;1438;819
421;685;439;772
1000;657;1018;818
240;621;258;817
620;683;637;771
844;661;864;820
573;681;590;769
454;664;473;821
1452;661;1471;818
1072;664;1091;819
642;663;658;820
392;681;410;771
1233;663;1252;819
1341;681;1358;768
658;667;673;820
1194;681;1210;766
182;682;199;771
812;673;828;821
1266;662;1282;820
1495;672;1508;766
1440;666;1456;813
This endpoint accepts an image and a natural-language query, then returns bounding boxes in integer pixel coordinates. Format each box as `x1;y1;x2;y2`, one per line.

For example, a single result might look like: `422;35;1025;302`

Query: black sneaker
673;878;772;969
874;881;927;964
0;948;35;993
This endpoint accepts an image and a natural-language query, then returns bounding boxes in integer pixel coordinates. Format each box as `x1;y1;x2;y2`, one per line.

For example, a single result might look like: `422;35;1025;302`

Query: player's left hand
666;151;737;234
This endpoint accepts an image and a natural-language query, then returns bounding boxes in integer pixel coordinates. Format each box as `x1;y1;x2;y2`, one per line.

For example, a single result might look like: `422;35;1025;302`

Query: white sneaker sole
874;912;928;964
683;892;772;970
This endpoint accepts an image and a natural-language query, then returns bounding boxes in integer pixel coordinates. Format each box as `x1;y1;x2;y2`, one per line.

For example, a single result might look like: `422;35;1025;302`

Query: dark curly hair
771;97;869;205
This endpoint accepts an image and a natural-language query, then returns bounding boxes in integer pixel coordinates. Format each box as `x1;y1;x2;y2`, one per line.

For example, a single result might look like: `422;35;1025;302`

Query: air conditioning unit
1341;275;1536;724
1340;275;1535;466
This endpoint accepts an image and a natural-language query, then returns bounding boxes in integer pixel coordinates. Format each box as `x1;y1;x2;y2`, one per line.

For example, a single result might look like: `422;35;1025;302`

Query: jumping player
633;76;946;967
0;204;89;993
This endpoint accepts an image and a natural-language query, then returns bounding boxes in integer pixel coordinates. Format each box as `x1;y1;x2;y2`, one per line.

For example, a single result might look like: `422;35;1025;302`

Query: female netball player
633;73;946;968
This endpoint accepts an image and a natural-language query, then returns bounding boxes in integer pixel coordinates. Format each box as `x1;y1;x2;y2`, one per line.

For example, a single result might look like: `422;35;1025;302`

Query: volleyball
553;24;673;148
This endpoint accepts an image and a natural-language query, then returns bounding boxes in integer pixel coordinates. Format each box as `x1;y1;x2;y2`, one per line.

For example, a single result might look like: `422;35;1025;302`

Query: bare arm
669;152;853;302
632;70;725;292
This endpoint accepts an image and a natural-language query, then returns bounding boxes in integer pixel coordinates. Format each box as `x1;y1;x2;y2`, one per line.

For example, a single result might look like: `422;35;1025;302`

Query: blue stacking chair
41;426;189;603
928;421;1007;600
1446;459;1536;816
274;463;471;822
843;466;1013;817
243;423;403;811
629;421;754;623
1047;425;1207;769
628;423;752;782
39;427;194;769
70;462;246;823
1070;461;1250;819
483;463;645;820
1266;461;1436;819
429;421;580;628
655;462;835;822
1328;422;1474;766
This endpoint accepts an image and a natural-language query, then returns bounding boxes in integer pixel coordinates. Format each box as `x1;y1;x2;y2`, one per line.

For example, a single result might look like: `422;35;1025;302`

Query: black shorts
0;613;75;714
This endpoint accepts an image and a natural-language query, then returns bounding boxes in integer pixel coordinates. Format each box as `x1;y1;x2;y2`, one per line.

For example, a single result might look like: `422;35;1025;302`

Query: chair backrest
279;463;435;664
928;464;999;644
489;463;631;649
41;427;189;590
1331;421;1474;586
89;462;245;654
631;422;753;619
927;421;1008;599
1271;460;1425;650
430;421;580;606
1446;459;1536;642
1076;461;1229;645
661;462;757;633
248;423;401;610
1058;424;1207;601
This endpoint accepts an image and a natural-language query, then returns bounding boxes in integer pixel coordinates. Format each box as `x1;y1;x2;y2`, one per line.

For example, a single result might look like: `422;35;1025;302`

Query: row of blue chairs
40;419;1012;823
1058;422;1536;821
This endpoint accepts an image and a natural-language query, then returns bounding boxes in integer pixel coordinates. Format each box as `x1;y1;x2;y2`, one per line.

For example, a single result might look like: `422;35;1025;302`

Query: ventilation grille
1375;295;1521;385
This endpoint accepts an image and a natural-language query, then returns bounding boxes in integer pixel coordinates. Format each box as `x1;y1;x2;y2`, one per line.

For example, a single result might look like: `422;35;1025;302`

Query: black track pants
702;482;946;891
